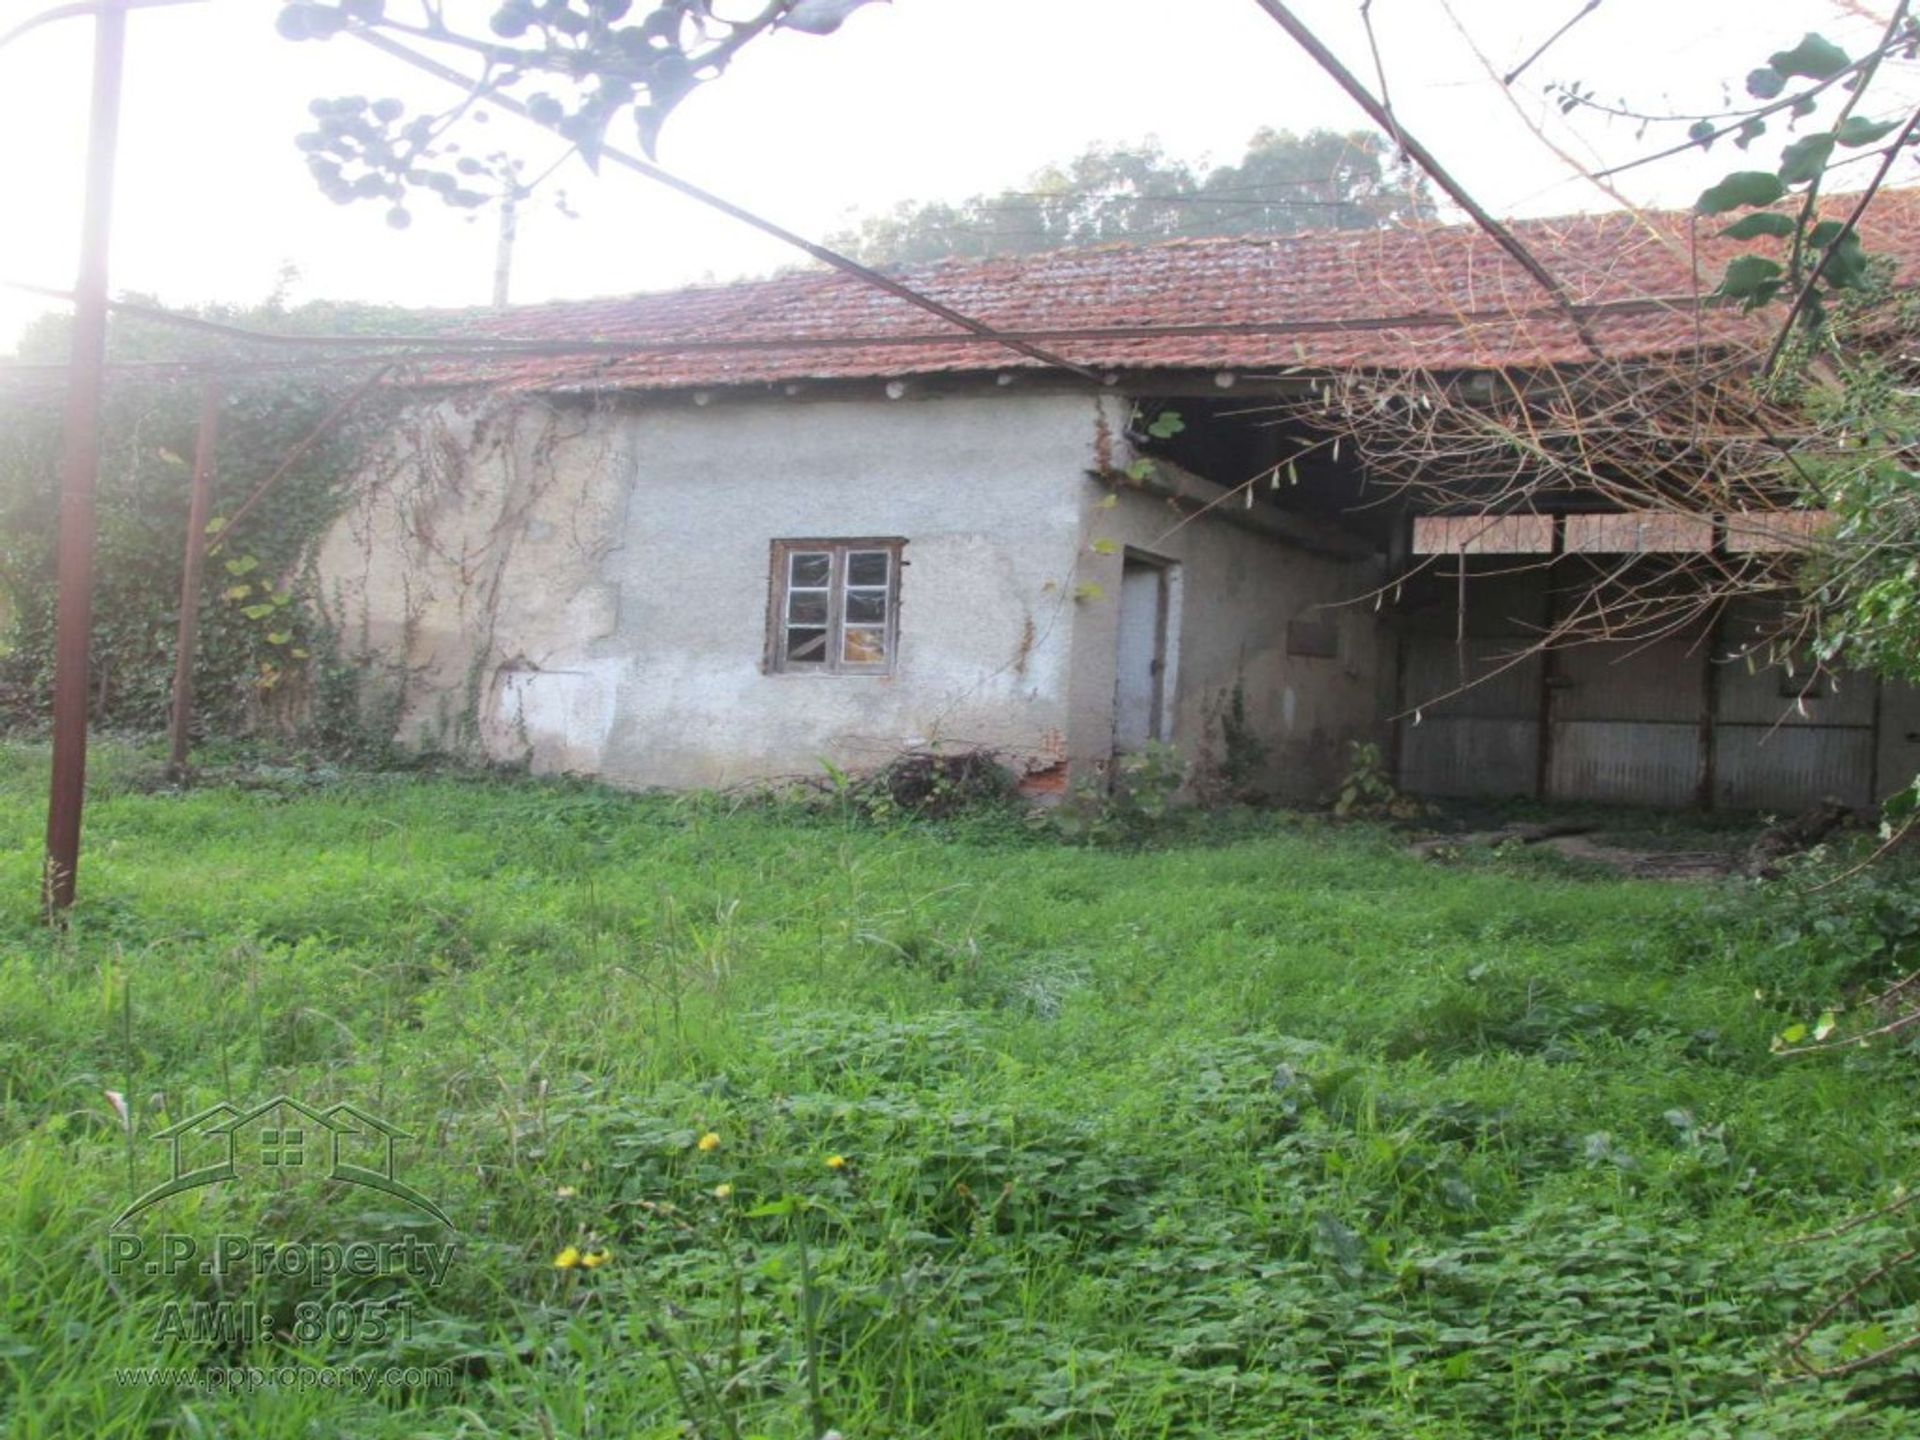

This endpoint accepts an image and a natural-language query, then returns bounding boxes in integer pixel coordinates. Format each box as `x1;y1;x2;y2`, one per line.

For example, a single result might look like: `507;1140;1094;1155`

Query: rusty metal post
166;380;221;783
44;0;130;918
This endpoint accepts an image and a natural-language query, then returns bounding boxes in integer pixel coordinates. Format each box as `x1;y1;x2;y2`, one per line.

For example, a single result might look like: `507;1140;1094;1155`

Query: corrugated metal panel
1725;511;1829;552
1564;512;1713;553
1393;568;1890;811
1713;725;1875;810
1549;721;1701;806
1877;682;1920;804
1715;658;1874;727
1554;637;1706;722
1400;717;1539;797
1412;515;1555;554
1401;636;1540;719
1397;569;1547;639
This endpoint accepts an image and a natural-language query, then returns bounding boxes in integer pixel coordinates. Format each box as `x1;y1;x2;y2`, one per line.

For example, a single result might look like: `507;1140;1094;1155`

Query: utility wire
0;282;1759;386
1247;0;1605;358
345;25;1105;384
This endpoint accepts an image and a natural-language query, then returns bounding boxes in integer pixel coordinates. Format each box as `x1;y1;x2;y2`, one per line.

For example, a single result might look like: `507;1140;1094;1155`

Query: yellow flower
697;1131;722;1152
580;1248;612;1269
555;1185;578;1200
552;1246;581;1270
713;1182;735;1200
826;1154;848;1170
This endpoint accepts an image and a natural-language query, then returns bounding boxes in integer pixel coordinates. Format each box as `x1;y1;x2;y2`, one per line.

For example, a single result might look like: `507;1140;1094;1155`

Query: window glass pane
788;590;829;625
842;627;886;665
790;552;831;587
786;627;829;663
845;589;887;624
847;551;890;587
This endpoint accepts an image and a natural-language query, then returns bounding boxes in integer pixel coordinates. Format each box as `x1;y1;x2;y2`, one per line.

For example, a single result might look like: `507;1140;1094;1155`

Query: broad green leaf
224;555;259;576
1745;66;1786;100
1719;212;1796;240
1091;539;1118;555
1696;171;1786;215
1718;254;1784;308
1819;234;1869;289
1841;1322;1890;1358
1837;116;1900;147
241;603;275;621
1779;1022;1809;1045
1778;133;1835;185
1769;33;1849;80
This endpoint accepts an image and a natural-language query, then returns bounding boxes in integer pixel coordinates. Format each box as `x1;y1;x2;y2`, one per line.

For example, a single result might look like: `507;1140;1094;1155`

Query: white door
1113;556;1172;754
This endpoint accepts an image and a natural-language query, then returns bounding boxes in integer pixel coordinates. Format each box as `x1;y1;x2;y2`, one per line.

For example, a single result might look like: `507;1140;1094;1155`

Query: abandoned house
313;191;1920;810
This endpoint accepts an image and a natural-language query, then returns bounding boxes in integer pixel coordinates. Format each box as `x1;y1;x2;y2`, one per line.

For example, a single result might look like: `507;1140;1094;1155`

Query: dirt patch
1407;798;1860;881
1533;834;1741;881
1412;827;1738;880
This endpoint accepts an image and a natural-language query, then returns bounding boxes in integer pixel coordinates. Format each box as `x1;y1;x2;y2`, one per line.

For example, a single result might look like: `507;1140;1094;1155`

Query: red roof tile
441;191;1920;392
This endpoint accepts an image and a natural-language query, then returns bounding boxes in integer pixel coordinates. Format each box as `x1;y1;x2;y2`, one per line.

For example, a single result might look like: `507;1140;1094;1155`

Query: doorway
1113;551;1177;755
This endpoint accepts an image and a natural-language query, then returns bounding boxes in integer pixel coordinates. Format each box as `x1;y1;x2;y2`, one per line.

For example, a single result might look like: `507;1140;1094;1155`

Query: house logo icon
112;1095;453;1229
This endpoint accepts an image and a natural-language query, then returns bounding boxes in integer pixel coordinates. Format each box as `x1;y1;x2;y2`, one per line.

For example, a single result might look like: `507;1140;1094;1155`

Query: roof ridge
470;187;1920;317
422;187;1920;389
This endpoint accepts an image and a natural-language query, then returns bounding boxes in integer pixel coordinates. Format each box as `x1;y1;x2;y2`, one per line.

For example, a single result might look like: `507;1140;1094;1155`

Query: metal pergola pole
166;379;221;784
44;0;129;918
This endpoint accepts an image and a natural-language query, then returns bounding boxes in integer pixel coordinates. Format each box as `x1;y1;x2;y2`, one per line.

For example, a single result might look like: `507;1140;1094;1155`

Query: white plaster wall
591;392;1093;787
313;387;1383;798
312;395;632;771
1064;397;1386;801
315;389;1102;788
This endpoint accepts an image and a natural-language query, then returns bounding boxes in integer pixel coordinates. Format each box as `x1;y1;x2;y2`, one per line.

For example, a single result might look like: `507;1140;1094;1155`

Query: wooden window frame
765;538;905;675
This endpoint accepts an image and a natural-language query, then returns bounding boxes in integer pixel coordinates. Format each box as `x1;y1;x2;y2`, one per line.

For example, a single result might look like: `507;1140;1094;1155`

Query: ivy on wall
0;301;415;744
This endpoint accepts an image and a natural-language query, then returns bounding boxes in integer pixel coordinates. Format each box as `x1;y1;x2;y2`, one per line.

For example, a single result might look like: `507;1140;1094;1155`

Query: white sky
0;0;1909;352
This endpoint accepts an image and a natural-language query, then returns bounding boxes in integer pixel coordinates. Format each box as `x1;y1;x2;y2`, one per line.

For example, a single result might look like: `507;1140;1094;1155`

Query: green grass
1;741;1917;1437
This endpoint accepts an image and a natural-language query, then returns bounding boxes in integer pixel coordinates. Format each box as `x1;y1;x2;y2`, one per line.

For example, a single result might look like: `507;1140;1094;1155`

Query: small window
767;539;904;674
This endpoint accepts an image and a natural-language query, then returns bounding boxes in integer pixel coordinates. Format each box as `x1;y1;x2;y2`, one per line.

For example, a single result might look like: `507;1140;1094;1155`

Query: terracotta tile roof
442;190;1920;392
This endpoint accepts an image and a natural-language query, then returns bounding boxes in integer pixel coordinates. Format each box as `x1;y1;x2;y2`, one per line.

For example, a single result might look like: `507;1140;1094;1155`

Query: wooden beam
1092;458;1376;561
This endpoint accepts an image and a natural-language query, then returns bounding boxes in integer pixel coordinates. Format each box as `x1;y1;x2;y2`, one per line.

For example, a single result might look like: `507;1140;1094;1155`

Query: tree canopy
276;0;880;226
826;129;1438;266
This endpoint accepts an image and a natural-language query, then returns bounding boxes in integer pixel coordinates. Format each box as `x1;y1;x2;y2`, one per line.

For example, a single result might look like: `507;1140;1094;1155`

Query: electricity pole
492;182;521;310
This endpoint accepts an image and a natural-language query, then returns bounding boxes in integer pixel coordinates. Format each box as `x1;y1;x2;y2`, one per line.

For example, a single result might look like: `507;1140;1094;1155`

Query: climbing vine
0;303;409;745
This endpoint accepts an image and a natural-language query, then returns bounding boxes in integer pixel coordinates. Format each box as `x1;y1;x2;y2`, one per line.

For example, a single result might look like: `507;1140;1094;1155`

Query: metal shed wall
1393;566;1920;811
